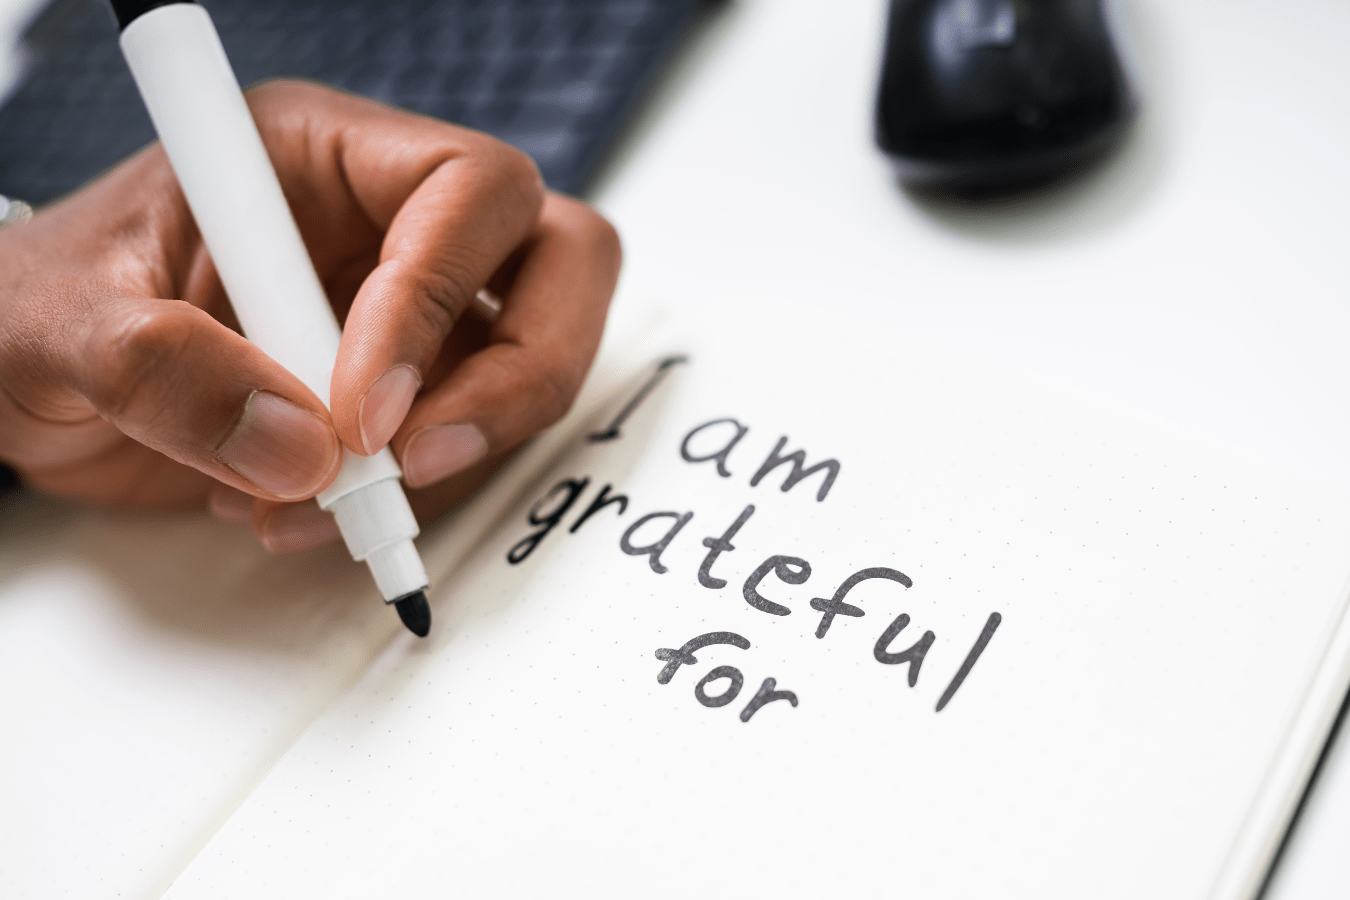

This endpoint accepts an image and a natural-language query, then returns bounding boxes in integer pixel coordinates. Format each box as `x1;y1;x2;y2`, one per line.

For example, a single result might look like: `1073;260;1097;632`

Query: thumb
74;296;341;501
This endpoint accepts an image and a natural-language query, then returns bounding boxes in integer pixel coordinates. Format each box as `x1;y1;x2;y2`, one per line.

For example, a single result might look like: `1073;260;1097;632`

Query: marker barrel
119;2;428;603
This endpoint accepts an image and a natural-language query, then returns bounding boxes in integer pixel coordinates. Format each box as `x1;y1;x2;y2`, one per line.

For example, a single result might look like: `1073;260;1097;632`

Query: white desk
1;0;1346;895
588;1;1350;896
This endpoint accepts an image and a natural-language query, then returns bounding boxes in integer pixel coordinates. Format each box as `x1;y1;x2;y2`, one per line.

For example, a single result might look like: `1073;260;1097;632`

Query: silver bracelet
0;195;33;226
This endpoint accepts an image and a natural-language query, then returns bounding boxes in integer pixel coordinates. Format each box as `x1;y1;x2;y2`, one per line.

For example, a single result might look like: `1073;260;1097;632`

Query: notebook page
169;312;1350;899
0;334;646;900
0;494;399;900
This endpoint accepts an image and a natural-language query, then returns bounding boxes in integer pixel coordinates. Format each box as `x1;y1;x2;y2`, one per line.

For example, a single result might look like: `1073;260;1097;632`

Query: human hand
0;80;619;551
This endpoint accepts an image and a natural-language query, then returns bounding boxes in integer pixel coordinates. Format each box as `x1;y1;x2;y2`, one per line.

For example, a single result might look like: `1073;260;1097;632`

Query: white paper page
0;338;644;900
0;497;399;900
169;312;1350;900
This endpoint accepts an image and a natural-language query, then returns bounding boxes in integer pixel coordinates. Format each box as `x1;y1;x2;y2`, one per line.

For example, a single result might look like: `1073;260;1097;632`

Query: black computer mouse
875;0;1134;192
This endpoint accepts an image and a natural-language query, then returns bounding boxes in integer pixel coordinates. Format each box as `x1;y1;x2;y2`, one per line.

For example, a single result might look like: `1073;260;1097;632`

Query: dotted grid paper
166;312;1350;900
0;324;651;900
0;497;402;900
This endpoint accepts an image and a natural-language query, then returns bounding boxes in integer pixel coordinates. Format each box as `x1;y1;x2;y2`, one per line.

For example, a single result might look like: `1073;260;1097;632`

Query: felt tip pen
111;0;432;637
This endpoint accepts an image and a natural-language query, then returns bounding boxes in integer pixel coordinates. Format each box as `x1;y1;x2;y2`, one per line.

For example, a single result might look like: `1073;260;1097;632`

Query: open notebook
3;307;1350;899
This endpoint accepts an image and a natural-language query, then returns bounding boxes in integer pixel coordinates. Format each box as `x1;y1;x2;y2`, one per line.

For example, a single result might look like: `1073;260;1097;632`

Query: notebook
6;304;1349;899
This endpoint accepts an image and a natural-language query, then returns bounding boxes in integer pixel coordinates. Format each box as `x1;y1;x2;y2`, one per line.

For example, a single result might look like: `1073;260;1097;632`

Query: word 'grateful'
505;358;1002;723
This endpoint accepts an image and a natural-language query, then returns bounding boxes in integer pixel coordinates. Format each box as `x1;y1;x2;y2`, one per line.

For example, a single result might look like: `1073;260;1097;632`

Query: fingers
330;146;544;455
239;84;617;536
1;148;344;508
66;295;343;501
1;81;617;554
208;484;256;523
206;194;618;549
244;82;547;456
394;193;620;488
222;193;619;551
209;486;343;553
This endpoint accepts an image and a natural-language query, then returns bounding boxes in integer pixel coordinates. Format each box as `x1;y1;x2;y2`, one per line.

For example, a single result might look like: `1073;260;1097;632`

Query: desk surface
588;0;1350;895
1;0;1347;894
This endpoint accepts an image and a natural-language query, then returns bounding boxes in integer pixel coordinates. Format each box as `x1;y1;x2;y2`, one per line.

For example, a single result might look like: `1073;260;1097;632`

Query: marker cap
366;540;429;606
326;477;428;603
110;0;198;31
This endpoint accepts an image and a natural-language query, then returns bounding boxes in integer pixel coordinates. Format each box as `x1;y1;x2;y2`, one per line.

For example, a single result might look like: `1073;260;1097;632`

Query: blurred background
0;0;714;202
1;2;1348;897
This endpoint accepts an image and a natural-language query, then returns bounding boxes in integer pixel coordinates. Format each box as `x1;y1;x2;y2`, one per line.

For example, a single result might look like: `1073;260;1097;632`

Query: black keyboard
0;0;709;206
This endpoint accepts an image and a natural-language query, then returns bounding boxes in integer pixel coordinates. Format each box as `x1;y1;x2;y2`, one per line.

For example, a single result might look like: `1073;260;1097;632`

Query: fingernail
208;485;255;523
218;391;340;500
360;364;421;454
260;501;342;554
403;423;488;487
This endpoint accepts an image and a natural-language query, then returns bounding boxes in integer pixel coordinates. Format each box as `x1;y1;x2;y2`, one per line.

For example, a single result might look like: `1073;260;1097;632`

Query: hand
0;80;619;551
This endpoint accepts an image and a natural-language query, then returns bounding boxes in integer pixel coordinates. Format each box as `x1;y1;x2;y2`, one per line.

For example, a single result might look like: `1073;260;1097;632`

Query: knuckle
87;305;195;423
530;360;584;427
245;80;333;135
409;258;481;336
246;78;311;107
471;140;544;209
502;145;545;200
549;195;622;271
580;211;622;268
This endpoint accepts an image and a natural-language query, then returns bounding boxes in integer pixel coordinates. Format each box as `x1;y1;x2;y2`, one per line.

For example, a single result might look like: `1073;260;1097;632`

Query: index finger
393;192;620;489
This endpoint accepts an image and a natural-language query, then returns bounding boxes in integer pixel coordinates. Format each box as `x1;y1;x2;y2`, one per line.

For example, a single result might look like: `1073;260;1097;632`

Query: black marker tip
393;591;431;638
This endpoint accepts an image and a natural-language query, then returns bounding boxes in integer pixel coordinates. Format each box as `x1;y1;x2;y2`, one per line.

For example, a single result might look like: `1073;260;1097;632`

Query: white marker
113;0;432;636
